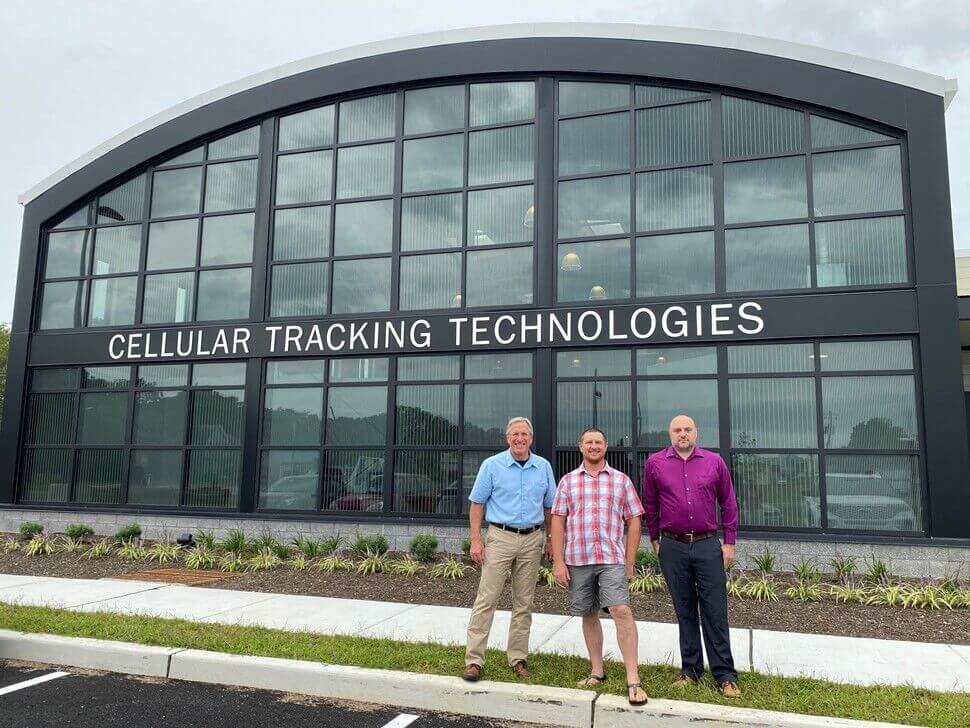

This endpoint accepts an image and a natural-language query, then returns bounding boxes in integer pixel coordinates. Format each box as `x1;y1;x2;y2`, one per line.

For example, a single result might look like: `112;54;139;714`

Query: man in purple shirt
641;414;741;698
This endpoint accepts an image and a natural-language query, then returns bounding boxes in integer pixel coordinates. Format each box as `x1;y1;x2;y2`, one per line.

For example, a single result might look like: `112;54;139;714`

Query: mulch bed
1;548;967;646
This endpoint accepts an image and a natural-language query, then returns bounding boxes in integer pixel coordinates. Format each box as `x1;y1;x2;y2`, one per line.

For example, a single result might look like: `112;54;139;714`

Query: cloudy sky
1;0;967;324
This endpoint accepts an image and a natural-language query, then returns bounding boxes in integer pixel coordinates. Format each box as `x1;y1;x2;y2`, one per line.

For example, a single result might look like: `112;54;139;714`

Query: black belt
489;522;543;535
662;530;716;543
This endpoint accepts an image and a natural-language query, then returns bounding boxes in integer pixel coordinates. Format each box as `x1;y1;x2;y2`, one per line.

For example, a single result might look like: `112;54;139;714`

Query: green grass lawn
1;603;966;727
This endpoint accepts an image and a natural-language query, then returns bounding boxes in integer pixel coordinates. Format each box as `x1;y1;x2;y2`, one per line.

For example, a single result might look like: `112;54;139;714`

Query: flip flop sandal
627;682;648;706
576;674;608;687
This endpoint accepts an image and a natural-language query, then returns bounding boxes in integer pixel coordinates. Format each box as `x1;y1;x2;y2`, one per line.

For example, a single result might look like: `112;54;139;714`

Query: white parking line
381;714;419;728
0;671;70;696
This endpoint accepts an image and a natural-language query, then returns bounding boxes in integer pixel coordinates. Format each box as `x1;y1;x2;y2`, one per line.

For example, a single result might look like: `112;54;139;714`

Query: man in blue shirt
462;416;557;682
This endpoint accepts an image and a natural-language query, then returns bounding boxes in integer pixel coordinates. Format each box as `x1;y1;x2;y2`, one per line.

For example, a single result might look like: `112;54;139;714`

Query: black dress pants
658;535;738;683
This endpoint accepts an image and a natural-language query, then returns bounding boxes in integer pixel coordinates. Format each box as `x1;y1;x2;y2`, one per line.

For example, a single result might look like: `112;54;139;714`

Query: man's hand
625;562;635;580
722;543;735;571
553;561;570;587
470;539;485;565
651;539;660;556
543;536;554;562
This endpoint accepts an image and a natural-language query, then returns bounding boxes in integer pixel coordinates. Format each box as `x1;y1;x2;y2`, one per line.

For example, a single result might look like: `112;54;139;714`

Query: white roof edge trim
19;22;959;206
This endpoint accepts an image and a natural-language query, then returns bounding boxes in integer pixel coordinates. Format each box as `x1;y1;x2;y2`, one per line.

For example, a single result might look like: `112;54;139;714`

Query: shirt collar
502;449;537;468
664;446;704;461
577;460;616;478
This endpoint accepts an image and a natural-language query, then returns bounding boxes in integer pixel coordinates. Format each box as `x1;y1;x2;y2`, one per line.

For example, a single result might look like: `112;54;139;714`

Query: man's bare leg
609;605;647;703
580;611;605;679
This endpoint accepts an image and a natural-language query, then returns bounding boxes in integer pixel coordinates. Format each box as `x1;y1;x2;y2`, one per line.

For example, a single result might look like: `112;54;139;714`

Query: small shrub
247;547;283;571
831;555;857;580
863;555;892;585
866;583;906;607
726;575;745;599
183;545;216;570
219;552;245;573
409;534;438;562
146;542;182;564
250;533;289;560
351;534;389;558
430;556;468;580
84;539;113;559
635;549;660;571
56;535;87;554
537;566;557;587
292;535;324;559
742;576;778;602
830;578;867;604
195;530;217;549
316;555;354;573
785;580;823;603
461;538;472;557
386;557;421;576
288;555;311;571
356;549;387;575
19;521;44;539
751;546;775;574
24;534;56;556
219;529;250;555
792;558;821;584
114;523;142;544
65;524;95;540
318;535;342;555
900;582;952;610
2;537;21;553
959;589;970;609
117;541;146;561
629;570;664;594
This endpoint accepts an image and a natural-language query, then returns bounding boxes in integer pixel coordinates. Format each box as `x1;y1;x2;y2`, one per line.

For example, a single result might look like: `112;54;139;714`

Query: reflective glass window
724;156;807;224
82;366;129;389
46;230;90;278
636;167;713;232
191;389;245;446
333;199;393;255
185;449;240;508
559;82;629;115
637;347;716;375
266;360;326;385
337;143;394;198
339;93;395;143
636;231;714;297
147;219;198;270
92;225;140;275
27;392;75;444
259;450;320;510
811;116;891;149
402;193;462;251
137;364;189;388
276;150;333;205
466;352;533;379
196;268;250;320
722;97;803;158
204;159;258;212
636;85;706;105
396;384;460;445
405;85;464;134
557;381;633;447
730;378;818;448
99;175;146;223
725;224;810;292
815;217;907;287
824;454;922;531
21;449;72;503
133;390;187;445
813;146;903;216
465;247;533;307
398;356;459;381
74;449;124;504
201;213;254;265
192;362;246;386
263;387;324;445
270;262;328;318
142;271;194;324
403;135;464;192
151;167;203;217
160;147;204;167
559;175;629;239
728;343;814;373
470;81;534;125
326;386;387;445
331;258;391;313
559;114;627;176
53;205;90;229
78;392;128;444
557;349;631;377
821;376;918;449
733;453;820;528
88;276;137;327
330;357;388;382
39;282;85;330
468;185;533;245
465;383;532;446
321;449;385;512
392;451;460;514
469;125;534;185
636;102;710;167
128;451;182;506
558;239;630;302
400;252;461;310
819;340;913;371
279;105;335;151
273;205;330;260
638;379;718;448
208;127;259;160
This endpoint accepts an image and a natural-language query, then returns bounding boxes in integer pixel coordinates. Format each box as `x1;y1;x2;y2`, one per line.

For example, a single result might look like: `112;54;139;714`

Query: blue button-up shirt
468;450;557;528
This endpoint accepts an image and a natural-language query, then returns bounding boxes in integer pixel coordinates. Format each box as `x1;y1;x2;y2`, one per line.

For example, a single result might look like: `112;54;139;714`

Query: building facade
2;26;968;571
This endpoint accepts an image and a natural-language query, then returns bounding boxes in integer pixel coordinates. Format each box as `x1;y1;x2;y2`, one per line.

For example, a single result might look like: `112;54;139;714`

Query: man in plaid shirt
550;427;648;706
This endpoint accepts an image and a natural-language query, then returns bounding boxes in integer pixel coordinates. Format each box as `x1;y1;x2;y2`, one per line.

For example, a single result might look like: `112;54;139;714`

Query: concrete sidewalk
0;573;967;693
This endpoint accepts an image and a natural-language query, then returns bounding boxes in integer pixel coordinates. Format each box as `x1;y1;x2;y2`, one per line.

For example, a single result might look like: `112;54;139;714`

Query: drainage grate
109;569;241;586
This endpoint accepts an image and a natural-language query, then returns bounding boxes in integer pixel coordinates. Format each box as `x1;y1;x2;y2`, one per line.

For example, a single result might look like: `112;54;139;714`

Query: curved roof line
19;22;958;205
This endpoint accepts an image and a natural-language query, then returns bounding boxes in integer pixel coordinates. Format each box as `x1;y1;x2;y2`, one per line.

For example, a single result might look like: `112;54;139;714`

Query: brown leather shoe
721;681;742;698
671;675;698;688
462;664;482;682
510;660;531;679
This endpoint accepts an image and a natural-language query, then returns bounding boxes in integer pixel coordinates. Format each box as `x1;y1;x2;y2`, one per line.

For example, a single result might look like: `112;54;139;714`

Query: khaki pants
464;526;544;667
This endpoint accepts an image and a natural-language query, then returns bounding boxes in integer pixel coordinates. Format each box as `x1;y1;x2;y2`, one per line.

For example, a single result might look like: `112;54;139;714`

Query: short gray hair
506;416;534;435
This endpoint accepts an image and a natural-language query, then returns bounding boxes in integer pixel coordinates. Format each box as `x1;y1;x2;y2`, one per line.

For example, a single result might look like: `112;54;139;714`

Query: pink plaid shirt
551;462;645;566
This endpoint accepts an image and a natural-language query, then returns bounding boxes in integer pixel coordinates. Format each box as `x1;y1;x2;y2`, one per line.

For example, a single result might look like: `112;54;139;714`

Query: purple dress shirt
641;446;739;545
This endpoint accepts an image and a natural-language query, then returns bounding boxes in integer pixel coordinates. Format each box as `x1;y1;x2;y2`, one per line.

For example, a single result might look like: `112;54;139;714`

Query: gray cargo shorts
567;563;630;616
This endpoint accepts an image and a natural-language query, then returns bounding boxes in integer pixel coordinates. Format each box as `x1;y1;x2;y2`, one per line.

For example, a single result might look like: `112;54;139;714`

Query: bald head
669;414;698;454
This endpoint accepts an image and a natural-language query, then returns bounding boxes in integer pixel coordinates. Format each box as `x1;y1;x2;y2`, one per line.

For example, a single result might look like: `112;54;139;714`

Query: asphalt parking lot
0;661;543;728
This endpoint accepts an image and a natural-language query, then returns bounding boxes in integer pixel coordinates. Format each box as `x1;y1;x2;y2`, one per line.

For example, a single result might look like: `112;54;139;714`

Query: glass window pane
559;81;628;115
728;343;814;373
637;347;716;375
636;231;714;297
330;358;388;382
201;213;254;265
470;81;534;126
151;167;202;217
400;253;461;310
811;116;892;149
724;156;807;224
321;449;385;511
730;378;818;448
88;276;137;327
205;160;258;213
468;185;533;245
332;258;391;314
825;454;922;532
186;449;240;508
398;356;460;381
820;340;913;371
559;113;628;176
403;135;463;193
815;216;907;287
133;390;187;444
266;359;326;385
821;376;918;449
813;146;903;216
263;387;324;445
558;239;630;302
99;175;146;223
556;381;632;447
160;147;203;166
197;268;250;320
54;204;91;229
333;199;393;255
39;281;85;329
74;449;123;504
259;450;320;510
147;219;198;270
279;105;334;151
137;364;188;388
557;349;631;376
276;150;333;205
32;368;79;391
405;85;464;134
142;271;194;324
82;366;129;389
392;451;460;514
92;225;140;275
46;230;90;278
469;125;534;186
636;101;710;167
27;392;75;444
326;386;388;445
636;85;706;105
559;175;629;239
128;450;182;506
402;193;462;251
270;262;328;318
465;383;532;446
78;392;128;444
396;384;459;445
722;97;803;158
339;93;395;143
466;247;533;307
337;143;394;198
21;449;72;502
638;379;718;448
273;205;330;261
733;453;820;528
726;224;810;292
466;352;532;379
193;362;246;386
208;126;259;159
636;167;713;232
192;389;245;445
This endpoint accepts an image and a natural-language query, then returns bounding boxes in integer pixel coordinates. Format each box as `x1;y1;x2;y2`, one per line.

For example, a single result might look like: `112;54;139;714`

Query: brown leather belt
662;530;716;543
489;522;543;535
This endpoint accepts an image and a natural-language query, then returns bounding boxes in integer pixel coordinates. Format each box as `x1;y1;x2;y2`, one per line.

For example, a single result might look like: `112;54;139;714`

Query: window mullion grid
66;372;83;503
628;89;637;304
712;92;726;295
133;171;153;325
459;82;471;310
118;365;136;506
326;106;340;314
803;111;819;289
812;341;828;530
382;357;398;515
179;363;197;507
390;90;405;314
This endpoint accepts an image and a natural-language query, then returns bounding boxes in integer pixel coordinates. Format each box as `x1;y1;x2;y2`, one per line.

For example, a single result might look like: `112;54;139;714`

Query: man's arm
468;502;486;565
624;516;642;579
550;514;569;586
542;461;556;560
640;459;661;554
716;457;740;569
